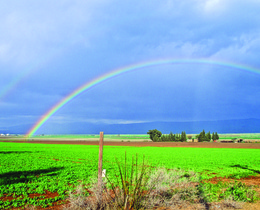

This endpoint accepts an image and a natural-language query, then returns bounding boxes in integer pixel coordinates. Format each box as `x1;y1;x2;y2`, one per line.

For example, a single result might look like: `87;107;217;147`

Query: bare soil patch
207;174;260;186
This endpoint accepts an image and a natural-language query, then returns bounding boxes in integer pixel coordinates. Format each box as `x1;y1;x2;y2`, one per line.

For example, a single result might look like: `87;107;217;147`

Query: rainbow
26;58;260;136
0;68;33;102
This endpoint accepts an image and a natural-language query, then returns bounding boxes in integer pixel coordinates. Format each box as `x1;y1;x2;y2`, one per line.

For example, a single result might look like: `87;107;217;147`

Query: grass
1;142;260;208
199;181;258;203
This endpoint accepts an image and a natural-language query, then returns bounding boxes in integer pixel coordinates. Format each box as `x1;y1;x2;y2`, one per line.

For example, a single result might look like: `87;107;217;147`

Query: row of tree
160;131;187;142
195;130;219;142
147;129;187;142
147;129;219;142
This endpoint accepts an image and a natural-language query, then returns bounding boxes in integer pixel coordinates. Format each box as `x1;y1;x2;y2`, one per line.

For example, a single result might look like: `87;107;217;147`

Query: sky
1;0;260;135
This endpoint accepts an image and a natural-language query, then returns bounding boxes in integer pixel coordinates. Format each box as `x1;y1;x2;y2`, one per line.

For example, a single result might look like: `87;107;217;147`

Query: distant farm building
236;139;243;143
243;139;260;143
220;140;233;143
220;139;244;143
187;139;198;142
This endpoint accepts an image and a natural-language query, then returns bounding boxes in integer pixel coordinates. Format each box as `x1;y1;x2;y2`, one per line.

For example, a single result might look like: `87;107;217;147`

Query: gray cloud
1;0;260;134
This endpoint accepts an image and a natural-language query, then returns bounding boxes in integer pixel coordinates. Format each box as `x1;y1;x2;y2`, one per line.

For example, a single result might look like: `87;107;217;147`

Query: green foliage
199;181;258;203
0;143;98;209
153;134;160;142
180;131;187;142
160;134;168;142
198;129;207;142
175;133;181;141
224;182;258;202
197;130;219;142
147;130;188;142
212;132;219;140
1;142;260;209
212;132;215;140
147;129;162;141
215;132;219;140
169;132;176;141
206;131;211;141
156;131;188;142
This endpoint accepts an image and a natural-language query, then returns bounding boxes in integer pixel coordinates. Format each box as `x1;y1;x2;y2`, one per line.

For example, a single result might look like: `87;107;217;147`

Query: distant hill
5;118;260;135
95;118;260;134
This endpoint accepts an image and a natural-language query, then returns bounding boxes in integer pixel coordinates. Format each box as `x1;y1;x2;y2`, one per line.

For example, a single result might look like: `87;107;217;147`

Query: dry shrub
64;167;203;210
63;159;244;210
63;185;89;210
64;182;113;210
222;198;242;209
207;199;242;210
24;205;36;210
105;153;153;209
145;168;202;209
64;153;152;210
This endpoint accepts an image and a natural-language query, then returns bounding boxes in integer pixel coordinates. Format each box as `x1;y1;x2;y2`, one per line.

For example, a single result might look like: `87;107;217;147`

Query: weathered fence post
98;131;104;201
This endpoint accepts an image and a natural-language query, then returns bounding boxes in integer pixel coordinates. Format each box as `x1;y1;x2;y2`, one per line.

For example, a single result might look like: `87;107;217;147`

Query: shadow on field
0;167;64;185
0;151;40;154
230;164;260;174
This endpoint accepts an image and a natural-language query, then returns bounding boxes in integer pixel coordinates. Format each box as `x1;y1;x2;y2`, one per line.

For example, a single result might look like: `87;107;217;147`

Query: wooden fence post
98;131;104;200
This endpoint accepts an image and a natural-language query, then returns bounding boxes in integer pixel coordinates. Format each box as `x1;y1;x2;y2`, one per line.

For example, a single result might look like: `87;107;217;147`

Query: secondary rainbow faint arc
0;47;69;102
26;58;260;137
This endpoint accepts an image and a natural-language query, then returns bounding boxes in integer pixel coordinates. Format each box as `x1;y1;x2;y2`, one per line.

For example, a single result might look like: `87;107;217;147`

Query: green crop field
218;133;260;140
1;142;260;209
30;134;150;140
0;134;151;142
2;133;260;143
25;133;260;140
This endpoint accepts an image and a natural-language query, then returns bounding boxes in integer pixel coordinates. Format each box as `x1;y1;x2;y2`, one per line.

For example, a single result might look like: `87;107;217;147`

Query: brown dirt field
2;140;260;149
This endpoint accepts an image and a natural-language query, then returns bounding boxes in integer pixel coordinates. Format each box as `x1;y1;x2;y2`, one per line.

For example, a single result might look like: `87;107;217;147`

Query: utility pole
98;131;104;201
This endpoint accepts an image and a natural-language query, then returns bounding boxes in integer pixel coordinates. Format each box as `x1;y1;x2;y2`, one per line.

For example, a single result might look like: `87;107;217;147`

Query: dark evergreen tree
206;131;211;142
175;133;180;142
215;132;219;140
202;129;206;137
161;134;167;141
153;134;159;142
180;131;187;142
198;129;205;142
169;132;175;141
173;134;176;141
147;129;162;141
212;132;215;140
